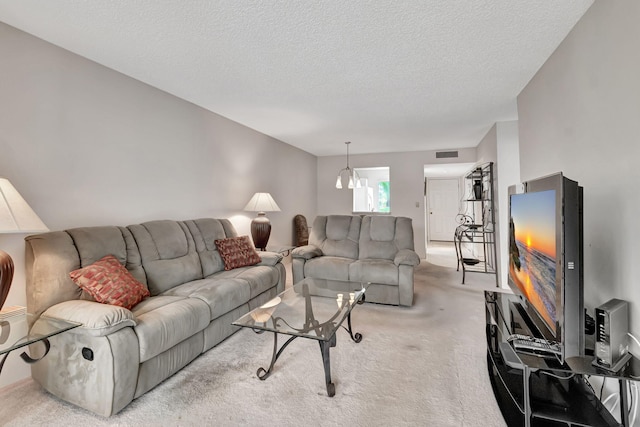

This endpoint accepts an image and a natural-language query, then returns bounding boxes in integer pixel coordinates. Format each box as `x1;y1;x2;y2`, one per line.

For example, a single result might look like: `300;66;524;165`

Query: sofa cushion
257;251;284;266
69;255;150;310
368;216;396;241
349;259;399;285
25;231;86;322
359;216;415;261
161;278;250;320
215;236;261;270
131;296;210;362
309;215;361;259
209;265;280;299
395;249;421;266
185;218;238;276
40;300;137;337
291;245;323;260
326;216;352;240
67;226;146;286
304;256;352;281
128;221;203;295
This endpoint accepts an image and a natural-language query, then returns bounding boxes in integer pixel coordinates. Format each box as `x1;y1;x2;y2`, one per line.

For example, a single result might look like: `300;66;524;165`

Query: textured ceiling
0;1;593;156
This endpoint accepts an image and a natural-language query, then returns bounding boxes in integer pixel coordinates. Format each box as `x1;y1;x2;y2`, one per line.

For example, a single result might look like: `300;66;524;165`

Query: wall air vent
436;151;459;159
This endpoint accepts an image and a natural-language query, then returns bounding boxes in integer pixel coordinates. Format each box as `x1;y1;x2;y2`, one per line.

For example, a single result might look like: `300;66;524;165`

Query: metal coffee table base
253;311;363;397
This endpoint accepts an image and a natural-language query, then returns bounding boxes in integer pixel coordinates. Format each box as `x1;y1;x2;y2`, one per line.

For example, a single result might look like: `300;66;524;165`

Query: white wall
317;148;477;258
0;23;317;387
518;2;640;342
495;121;520;289
476;125;498;165
476;121;521;288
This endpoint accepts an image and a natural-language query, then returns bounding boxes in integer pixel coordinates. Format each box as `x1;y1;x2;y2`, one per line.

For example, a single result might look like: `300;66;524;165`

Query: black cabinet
485;291;638;427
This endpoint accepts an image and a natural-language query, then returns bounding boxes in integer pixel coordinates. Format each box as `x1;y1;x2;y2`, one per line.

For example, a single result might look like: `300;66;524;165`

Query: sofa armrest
292;245;323;260
40;300;137;337
394;249;420;267
257;251;284;266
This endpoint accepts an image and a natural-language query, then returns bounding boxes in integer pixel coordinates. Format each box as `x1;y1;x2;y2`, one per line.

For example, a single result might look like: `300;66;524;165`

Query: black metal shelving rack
454;162;498;286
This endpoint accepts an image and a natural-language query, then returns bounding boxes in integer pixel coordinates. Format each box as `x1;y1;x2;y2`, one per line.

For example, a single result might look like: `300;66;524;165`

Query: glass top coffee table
233;278;368;397
1;313;81;376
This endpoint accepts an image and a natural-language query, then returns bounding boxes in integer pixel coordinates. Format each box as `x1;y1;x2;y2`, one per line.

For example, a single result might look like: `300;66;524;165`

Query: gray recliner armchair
292;215;420;306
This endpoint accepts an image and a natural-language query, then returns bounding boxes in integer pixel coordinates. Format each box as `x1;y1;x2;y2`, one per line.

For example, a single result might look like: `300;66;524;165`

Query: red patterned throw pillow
69;255;150;309
215;235;261;270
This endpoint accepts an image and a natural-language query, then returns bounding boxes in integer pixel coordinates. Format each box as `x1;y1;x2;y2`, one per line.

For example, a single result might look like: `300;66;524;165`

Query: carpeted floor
0;261;506;426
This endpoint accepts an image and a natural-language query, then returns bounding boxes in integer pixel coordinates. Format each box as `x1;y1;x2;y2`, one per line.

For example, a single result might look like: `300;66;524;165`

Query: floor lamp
244;192;280;251
0;178;48;310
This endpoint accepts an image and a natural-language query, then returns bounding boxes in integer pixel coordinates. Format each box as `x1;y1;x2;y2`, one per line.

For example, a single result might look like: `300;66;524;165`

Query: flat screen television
507;172;584;363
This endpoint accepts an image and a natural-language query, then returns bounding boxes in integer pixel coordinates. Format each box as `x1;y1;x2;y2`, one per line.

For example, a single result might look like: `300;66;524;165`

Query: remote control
507;334;562;357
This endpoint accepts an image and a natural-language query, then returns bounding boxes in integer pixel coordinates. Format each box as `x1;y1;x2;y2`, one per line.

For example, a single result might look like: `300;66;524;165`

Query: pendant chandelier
335;141;361;189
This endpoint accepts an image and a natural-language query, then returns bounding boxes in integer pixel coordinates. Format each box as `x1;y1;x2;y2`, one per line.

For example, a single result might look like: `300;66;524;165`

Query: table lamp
243;192;280;251
0;178;48;310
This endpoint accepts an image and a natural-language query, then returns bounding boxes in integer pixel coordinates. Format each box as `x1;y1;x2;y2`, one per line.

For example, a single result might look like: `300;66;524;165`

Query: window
352;167;390;213
377;181;390;212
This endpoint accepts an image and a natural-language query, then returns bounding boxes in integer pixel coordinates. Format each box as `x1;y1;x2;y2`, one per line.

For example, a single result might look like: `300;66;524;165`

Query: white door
427;178;460;241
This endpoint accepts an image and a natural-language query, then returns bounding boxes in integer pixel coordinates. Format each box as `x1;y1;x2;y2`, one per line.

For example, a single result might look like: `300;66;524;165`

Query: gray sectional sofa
25;218;285;416
292;215;420;306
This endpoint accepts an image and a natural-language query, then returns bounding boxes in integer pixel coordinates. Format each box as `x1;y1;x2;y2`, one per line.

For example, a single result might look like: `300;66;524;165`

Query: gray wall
518;2;640;338
317;148;477;258
0;23;316;386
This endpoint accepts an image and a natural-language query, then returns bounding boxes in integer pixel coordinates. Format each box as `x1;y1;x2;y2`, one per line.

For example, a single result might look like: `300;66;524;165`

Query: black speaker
594;299;630;371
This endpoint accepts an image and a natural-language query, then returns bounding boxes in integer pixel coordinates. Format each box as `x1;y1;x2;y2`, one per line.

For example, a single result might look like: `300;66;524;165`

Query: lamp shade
243;193;281;213
0;178;48;233
0;178;48;310
244;193;280;251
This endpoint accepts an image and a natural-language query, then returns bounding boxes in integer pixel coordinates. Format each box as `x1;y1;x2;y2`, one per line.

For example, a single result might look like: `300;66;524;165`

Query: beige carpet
0;262;506;427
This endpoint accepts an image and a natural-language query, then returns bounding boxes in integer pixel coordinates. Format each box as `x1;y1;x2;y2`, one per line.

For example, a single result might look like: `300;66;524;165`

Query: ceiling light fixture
335;141;361;190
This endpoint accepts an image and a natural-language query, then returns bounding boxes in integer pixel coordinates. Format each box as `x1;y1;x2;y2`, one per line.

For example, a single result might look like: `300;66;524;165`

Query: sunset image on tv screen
508;190;557;330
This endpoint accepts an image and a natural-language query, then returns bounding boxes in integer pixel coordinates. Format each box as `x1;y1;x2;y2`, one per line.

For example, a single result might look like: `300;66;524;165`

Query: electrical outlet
415;201;419;208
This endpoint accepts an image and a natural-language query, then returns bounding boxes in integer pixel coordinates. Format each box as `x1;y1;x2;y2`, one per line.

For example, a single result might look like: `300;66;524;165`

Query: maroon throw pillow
69;254;150;310
215;236;261;270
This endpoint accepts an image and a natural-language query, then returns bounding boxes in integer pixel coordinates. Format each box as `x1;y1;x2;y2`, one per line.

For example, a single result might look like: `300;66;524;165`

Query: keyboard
507;334;562;357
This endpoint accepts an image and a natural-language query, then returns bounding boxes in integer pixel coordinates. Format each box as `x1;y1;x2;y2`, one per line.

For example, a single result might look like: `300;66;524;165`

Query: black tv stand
485;291;639;427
